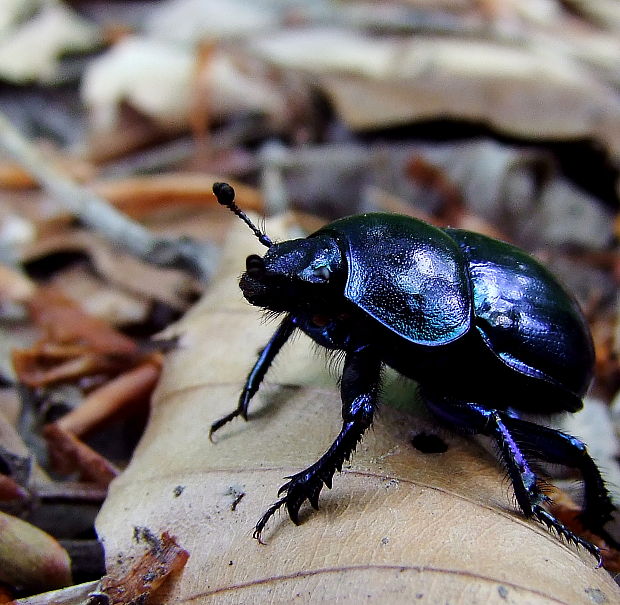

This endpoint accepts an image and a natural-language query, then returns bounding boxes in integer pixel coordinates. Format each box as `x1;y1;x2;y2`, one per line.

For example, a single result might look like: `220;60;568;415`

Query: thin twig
0;111;215;281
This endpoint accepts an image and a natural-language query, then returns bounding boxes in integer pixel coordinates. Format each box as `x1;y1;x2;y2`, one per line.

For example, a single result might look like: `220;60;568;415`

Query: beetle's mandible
211;181;617;564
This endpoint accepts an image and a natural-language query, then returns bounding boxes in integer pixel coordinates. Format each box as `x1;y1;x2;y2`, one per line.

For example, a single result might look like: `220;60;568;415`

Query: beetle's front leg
210;314;296;438
254;346;381;542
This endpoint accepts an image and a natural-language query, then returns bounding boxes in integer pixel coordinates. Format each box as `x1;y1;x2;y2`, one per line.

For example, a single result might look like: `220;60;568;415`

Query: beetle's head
213;182;343;313
240;236;342;312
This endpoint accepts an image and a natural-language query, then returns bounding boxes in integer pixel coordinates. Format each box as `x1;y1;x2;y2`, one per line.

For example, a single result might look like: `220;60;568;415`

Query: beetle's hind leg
254;346;381;542
424;394;602;565
210;315;295;438
500;415;619;549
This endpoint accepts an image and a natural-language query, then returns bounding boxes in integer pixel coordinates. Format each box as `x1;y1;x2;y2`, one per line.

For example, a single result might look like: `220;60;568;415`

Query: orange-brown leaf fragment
0;474;28;502
12;286;142;387
12;349;121;387
100;529;189;605
26;286;137;354
0;160;36;189
56;356;162;437
92;173;263;219
43;423;119;487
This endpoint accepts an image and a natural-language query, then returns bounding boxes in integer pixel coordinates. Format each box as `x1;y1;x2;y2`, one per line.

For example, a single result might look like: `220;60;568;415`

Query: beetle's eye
299;262;332;284
313;265;331;282
246;254;265;277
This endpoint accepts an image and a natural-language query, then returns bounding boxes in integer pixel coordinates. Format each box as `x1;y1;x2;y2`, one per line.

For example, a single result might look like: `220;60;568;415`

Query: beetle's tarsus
321;475;333;489
253;497;288;543
308;485;322;510
208;409;246;440
274;470;327;524
533;505;603;567
286;494;304;525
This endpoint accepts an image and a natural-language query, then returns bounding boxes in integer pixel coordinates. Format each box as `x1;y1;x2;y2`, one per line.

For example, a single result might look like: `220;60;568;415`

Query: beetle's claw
281;473;323;523
252;482;309;542
590;545;604;569
277;478;292;496
533;505;603;567
253;497;287;544
286;494;303;525
209;409;243;440
255;469;329;541
308;483;322;510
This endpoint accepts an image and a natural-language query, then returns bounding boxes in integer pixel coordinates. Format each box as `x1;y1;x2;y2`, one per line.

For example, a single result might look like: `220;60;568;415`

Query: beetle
210;181;617;562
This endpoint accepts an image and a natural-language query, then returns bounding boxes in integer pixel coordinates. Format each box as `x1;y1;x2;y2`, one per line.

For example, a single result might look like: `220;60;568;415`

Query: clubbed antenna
213;182;272;248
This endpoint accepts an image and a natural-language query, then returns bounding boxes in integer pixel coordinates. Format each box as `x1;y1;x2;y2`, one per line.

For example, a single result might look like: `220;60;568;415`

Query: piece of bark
99;529;189;604
95;216;620;604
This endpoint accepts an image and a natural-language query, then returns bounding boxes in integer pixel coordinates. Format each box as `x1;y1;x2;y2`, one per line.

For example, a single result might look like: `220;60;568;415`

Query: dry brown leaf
45;265;150;328
0;392;50;491
250;29;620;158
12;579;100;605
0;148;95;190
0;264;35;304
81;37;285;137
13;350;118;388
565;0;620;33
12;286;145;388
0;586;13;603
0;2;101;85
96;216;620;603
0;160;36;189
25;286;137;355
547;486;620;573
21;229;195;311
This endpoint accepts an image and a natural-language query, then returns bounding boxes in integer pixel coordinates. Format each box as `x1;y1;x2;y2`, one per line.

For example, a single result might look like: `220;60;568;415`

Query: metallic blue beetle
211;182;616;563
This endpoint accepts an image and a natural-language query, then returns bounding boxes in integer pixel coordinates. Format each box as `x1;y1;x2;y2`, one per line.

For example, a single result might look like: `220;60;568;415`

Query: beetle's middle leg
210;314;295;438
254;346;381;542
424;394;602;565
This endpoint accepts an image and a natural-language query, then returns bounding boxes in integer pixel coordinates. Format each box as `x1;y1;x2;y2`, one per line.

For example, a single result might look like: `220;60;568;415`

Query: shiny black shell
317;213;594;408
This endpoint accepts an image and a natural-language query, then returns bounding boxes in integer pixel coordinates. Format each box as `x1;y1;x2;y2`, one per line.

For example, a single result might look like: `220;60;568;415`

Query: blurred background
1;0;620;600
